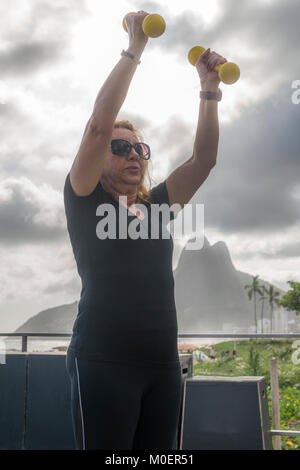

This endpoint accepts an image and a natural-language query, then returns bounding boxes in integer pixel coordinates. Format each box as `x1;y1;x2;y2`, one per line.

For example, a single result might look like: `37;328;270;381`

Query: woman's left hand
195;48;227;91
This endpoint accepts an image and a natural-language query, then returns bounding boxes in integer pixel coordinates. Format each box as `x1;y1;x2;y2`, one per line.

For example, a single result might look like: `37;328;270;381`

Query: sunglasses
110;139;151;160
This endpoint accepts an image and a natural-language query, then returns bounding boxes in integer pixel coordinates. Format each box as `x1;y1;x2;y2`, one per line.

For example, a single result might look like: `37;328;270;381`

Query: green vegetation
279;281;300;315
193;339;300;450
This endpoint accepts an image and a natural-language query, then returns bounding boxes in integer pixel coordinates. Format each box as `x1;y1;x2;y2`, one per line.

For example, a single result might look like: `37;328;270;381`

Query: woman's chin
125;174;142;183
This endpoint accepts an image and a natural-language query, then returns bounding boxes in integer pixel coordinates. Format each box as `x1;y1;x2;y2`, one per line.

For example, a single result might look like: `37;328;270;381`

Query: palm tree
264;285;281;333
244;275;264;334
259;291;268;333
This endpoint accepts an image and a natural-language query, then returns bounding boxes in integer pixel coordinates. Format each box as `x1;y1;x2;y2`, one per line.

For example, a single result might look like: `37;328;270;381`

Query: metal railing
179;334;300;338
0;333;71;352
1;332;300;439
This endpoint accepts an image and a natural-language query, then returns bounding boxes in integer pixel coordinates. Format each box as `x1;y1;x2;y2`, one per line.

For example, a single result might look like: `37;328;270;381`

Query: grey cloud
152;94;300;235
202;98;300;233
9;266;35;278
0;1;299;251
261;242;300;259
0;102;53;178
0;102;23;119
0;102;32;137
117;110;153;137
43;277;81;296
0;177;66;245
133;1;163;16
0;41;65;77
152;115;193;159
143;0;300;89
231;240;300;260
0;0;90;77
0;149;30;176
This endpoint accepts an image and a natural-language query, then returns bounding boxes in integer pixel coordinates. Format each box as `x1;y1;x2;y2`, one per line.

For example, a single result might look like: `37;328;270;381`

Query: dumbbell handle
123;12;166;38
188;46;240;85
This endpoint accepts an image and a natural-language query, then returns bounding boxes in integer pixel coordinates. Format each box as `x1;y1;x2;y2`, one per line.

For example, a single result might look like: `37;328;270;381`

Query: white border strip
75;357;86;450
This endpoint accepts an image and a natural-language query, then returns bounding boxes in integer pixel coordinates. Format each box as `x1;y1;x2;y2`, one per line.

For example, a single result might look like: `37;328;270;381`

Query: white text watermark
292;340;300;365
0;339;6;365
291;80;300;104
95;198;205;250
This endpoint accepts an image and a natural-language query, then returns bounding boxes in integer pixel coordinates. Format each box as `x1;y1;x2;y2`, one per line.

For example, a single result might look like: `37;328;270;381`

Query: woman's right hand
126;11;149;47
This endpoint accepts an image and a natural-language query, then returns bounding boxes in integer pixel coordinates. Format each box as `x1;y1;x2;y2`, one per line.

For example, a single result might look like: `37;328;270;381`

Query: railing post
270;357;281;450
22;336;28;353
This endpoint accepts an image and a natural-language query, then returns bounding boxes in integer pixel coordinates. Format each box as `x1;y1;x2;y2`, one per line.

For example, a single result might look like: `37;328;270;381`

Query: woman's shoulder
150;180;169;205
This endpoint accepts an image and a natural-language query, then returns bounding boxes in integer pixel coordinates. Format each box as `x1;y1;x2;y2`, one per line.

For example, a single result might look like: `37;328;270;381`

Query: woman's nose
128;147;140;159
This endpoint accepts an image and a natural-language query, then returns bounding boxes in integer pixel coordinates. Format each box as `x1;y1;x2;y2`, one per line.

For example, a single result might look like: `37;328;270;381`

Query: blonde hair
113;120;152;205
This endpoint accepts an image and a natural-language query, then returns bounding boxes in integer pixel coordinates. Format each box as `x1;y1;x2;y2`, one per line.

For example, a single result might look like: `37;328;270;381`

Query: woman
64;11;226;450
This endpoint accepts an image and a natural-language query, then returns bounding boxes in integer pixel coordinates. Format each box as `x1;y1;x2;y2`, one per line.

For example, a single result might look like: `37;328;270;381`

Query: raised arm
166;48;227;208
70;12;149;196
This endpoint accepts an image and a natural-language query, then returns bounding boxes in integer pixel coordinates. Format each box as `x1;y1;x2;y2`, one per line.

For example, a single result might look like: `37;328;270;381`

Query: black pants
66;348;183;450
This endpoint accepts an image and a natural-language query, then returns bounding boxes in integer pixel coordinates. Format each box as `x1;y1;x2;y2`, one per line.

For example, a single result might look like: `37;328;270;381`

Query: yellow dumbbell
123;12;166;38
188;46;240;85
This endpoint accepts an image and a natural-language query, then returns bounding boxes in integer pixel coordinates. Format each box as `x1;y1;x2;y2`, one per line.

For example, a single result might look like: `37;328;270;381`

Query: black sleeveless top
63;172;180;368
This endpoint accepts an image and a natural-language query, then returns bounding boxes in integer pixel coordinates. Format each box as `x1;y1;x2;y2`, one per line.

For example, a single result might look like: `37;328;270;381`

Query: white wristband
121;49;141;65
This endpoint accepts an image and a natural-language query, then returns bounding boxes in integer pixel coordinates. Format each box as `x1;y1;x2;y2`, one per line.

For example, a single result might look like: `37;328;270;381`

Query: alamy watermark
292;340;300;365
0;339;6;365
95;197;205;250
291;80;300;104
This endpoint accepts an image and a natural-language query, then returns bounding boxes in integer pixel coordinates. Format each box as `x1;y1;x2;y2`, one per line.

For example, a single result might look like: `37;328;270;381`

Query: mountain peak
184;235;211;251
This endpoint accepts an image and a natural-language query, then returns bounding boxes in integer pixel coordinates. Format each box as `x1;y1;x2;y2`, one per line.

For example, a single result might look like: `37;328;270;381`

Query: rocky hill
15;237;285;334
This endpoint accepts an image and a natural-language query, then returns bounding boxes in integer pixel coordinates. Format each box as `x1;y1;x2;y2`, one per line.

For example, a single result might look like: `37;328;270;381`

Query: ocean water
1;336;226;354
2;337;70;353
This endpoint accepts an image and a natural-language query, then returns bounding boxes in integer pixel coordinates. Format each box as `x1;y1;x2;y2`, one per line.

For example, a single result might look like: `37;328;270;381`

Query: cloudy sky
0;0;299;331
